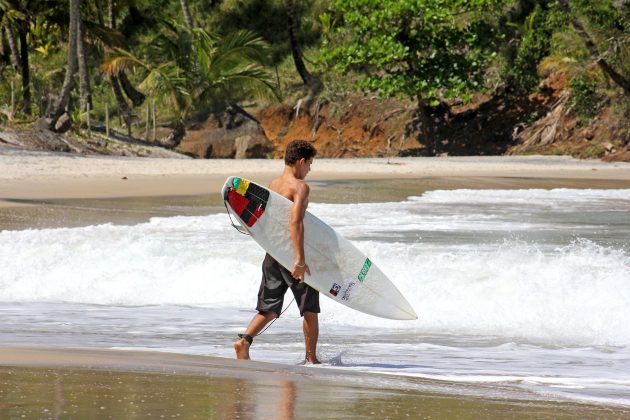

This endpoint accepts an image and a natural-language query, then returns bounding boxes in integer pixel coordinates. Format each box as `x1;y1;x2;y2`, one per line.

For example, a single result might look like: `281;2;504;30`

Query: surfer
234;140;321;364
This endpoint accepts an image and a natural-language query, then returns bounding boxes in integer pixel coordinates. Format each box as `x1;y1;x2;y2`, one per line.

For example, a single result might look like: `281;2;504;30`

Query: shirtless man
234;140;320;364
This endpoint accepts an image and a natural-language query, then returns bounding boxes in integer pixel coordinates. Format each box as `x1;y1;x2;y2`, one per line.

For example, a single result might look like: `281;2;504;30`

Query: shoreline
1;154;630;206
1;346;629;418
2;154;630;416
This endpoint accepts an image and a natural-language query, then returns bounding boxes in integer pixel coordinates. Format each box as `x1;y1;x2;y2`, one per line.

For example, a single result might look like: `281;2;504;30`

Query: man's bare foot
303;354;321;365
234;338;251;359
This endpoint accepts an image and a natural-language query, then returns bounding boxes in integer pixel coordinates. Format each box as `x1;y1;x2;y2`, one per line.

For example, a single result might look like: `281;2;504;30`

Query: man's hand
291;261;311;283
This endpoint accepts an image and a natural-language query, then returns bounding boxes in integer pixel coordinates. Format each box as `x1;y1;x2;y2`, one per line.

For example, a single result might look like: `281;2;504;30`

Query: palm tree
102;0;146;133
0;25;4;61
0;0;31;114
2;23;22;74
17;15;30;113
102;23;277;143
179;0;194;29
558;0;630;95
50;0;79;127
286;0;317;89
77;19;92;112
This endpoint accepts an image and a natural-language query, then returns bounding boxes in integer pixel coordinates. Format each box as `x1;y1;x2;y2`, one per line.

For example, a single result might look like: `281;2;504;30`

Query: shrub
569;72;601;120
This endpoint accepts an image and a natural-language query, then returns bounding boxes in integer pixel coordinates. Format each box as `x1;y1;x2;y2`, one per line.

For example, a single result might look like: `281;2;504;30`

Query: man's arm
290;182;310;282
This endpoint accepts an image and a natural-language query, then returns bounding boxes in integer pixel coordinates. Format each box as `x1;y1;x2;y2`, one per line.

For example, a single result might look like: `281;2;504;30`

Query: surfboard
221;176;418;320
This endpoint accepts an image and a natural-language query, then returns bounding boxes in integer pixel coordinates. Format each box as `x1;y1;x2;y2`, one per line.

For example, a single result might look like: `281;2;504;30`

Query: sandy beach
2;149;630;206
2;150;630;417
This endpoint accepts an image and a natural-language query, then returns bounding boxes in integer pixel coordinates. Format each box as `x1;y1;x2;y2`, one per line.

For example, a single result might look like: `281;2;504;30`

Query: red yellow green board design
224;177;270;228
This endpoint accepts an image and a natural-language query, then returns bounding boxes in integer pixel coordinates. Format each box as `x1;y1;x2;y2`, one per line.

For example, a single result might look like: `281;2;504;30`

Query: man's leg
237;254;287;360
303;311;320;364
234;311;278;359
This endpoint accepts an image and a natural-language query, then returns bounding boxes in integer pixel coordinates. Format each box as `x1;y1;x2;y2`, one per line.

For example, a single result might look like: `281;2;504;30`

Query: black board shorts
256;253;320;317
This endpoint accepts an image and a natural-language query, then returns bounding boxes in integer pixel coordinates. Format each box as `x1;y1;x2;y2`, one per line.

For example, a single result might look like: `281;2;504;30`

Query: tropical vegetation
0;0;629;154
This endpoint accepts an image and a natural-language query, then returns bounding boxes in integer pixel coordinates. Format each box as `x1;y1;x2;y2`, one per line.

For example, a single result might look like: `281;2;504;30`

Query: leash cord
256;297;295;336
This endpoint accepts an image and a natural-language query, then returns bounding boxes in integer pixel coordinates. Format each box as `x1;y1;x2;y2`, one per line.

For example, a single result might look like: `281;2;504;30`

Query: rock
35;117;52;131
0;130;23;147
604;142;614;152
54;113;73;133
179;118;273;159
37;129;73;152
234;134;270;159
156;124;185;149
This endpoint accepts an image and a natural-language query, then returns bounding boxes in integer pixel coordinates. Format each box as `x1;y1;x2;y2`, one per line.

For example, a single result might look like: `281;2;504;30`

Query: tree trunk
105;0;144;107
415;97;439;154
108;0;115;29
106;0;133;135
559;0;630;95
179;0;194;28
50;0;80;128
77;21;92;112
119;71;145;106
157;121;185;149
286;0;317;88
18;26;31;115
0;26;5;57
0;27;5;73
111;75;133;134
94;0;105;26
5;24;22;74
596;58;630;95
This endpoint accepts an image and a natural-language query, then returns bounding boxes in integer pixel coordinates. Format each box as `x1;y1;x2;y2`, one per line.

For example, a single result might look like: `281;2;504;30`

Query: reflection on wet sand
1;362;629;419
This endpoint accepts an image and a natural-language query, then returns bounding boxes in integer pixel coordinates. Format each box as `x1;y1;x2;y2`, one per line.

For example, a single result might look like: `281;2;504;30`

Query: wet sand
2;177;630;230
1;347;629;419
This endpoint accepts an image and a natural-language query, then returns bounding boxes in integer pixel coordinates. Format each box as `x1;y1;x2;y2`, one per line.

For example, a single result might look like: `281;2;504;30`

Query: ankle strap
238;333;253;344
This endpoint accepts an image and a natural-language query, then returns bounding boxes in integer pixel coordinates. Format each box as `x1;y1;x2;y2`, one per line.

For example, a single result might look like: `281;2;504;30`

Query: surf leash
224;183;298;336
223;201;250;235
255;297;295;336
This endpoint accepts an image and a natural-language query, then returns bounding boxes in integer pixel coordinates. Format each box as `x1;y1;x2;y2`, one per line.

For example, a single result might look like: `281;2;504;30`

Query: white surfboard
222;176;417;320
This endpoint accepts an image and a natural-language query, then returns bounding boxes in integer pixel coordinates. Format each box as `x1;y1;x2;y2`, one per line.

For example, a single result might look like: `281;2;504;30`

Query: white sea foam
1;188;628;347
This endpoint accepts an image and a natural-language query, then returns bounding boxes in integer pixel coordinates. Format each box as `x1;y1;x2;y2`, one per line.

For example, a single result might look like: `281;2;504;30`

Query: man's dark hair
284;140;317;165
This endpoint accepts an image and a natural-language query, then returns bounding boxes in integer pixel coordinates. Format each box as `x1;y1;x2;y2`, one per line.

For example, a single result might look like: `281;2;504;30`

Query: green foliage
582;143;606;158
103;22;278;123
2;0;630;142
572;0;630;75
569;72;601;120
572;0;628;34
321;0;506;105
207;0;328;65
502;3;566;94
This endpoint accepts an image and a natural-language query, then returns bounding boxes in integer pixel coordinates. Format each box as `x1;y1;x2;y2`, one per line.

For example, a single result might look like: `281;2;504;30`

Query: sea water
1;185;629;406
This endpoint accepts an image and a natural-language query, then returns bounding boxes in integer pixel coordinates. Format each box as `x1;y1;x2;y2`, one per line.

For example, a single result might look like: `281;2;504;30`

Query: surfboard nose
389;301;418;320
221;176;236;200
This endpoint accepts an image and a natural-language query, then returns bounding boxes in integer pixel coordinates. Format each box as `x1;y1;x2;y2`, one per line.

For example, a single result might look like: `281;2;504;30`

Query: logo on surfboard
341;282;356;301
357;258;372;282
329;283;341;296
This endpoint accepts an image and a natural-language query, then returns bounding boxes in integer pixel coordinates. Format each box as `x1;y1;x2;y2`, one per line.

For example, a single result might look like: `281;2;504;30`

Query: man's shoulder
294;179;310;195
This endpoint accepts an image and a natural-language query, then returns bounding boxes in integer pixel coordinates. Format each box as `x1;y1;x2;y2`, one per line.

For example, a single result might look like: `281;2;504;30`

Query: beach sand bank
1;347;628;419
2;152;630;206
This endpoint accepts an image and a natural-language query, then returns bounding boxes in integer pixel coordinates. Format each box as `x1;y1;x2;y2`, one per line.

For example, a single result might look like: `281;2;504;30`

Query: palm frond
199;64;279;103
84;21;125;49
101;48;149;75
139;62;189;100
0;8;26;25
211;30;269;71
